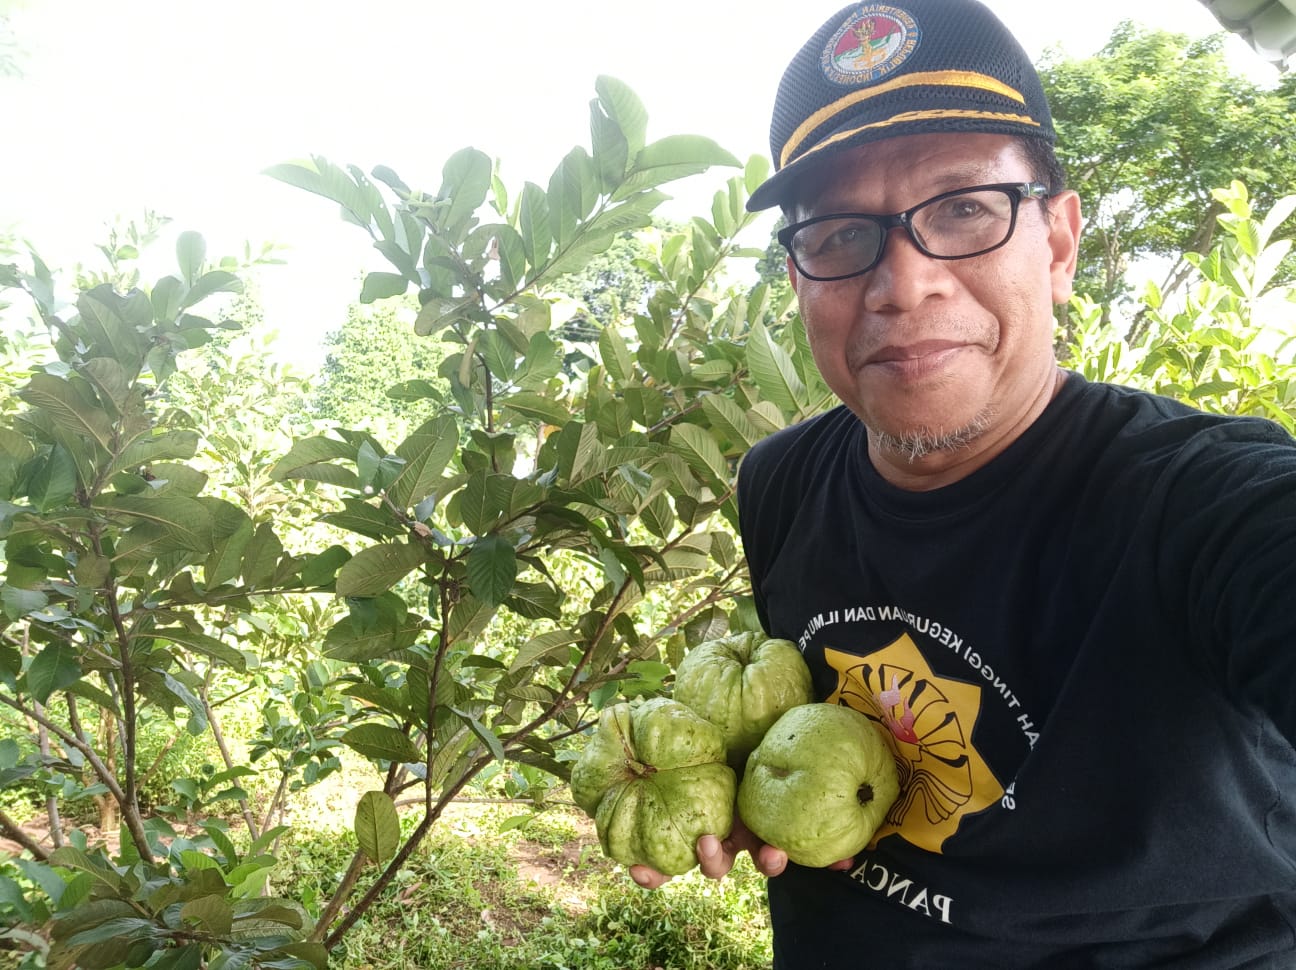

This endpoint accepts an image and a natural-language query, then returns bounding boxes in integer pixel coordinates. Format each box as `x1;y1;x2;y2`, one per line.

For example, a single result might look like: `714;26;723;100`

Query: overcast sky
0;1;1274;367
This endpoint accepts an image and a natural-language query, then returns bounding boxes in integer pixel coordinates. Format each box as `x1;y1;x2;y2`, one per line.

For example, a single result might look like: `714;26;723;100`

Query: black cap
748;0;1054;211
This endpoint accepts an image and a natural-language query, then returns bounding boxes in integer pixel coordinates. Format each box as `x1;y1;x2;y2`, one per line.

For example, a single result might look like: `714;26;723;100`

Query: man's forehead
794;134;1029;215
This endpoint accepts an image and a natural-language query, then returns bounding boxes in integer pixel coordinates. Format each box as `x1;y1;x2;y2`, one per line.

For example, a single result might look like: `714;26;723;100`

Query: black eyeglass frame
777;181;1052;282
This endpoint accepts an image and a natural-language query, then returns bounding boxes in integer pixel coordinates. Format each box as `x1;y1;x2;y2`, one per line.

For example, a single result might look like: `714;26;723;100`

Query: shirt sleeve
1161;422;1296;748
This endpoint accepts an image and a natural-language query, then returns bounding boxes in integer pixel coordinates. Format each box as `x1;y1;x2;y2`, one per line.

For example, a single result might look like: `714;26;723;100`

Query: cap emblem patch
821;5;920;86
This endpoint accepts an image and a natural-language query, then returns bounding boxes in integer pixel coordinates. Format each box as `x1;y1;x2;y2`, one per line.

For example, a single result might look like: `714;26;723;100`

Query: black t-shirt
736;374;1296;968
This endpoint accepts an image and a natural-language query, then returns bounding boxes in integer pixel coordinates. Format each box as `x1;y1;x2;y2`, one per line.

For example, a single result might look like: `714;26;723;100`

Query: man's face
787;132;1082;487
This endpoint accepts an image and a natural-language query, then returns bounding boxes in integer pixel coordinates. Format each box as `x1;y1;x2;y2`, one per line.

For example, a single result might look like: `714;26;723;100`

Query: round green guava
737;703;900;868
672;632;814;770
570;697;736;875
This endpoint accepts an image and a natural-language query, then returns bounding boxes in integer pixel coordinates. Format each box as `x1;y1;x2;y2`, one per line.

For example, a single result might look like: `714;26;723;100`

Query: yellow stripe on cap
780;71;1029;168
788;109;1043;168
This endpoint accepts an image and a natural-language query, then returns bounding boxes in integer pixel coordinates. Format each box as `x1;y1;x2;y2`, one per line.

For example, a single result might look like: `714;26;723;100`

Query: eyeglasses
777;182;1051;282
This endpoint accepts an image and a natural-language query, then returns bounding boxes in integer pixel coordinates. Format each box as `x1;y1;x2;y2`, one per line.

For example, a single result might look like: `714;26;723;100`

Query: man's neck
868;367;1069;491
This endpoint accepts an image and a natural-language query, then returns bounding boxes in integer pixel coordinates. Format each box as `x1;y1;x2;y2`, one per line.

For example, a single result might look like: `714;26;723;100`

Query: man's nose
861;224;954;313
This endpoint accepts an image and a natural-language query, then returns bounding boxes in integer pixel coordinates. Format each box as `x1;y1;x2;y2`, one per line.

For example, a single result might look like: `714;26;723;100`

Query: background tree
558;227;665;331
311;299;451;432
1039;22;1296;328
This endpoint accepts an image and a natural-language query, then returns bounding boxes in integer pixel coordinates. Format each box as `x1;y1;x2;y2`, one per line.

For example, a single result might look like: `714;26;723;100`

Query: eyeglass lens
789;187;1020;280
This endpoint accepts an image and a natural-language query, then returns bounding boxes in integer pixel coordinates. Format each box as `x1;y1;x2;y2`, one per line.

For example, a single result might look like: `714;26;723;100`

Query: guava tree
0;76;828;965
264;75;830;945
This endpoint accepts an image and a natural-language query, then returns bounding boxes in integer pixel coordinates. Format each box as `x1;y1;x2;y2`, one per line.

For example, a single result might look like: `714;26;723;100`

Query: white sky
0;1;1276;368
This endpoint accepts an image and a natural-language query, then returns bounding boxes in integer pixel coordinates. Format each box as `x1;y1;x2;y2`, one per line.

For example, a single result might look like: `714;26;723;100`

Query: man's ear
1047;190;1083;305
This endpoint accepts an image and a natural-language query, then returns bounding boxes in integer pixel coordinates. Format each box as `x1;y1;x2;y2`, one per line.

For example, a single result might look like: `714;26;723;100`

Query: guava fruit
570;697;736;875
672;632;814;770
737;703;899;868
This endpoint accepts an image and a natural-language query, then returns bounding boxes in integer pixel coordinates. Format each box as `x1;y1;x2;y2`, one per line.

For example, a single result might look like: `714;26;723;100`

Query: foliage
1059;182;1296;429
1039;23;1296;317
557;226;668;332
0;231;324;967
260;72;830;948
0;74;824;966
311;298;451;434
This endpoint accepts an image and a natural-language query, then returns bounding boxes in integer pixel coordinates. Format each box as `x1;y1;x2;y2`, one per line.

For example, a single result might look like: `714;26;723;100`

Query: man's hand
628;817;855;889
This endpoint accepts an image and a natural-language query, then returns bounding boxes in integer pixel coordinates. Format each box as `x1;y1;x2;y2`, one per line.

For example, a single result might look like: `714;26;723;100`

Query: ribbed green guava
737;703;899;868
570;697;736;875
672;632;814;770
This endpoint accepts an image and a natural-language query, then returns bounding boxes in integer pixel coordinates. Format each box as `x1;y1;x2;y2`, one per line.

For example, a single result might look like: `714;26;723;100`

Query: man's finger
697;833;734;879
753;843;789;878
629;864;671;890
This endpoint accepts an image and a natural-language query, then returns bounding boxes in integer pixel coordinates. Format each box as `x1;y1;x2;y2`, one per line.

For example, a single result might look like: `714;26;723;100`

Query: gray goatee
870;411;994;463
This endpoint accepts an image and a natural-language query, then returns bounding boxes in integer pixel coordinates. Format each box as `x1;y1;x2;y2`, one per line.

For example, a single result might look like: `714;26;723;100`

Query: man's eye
939;198;986;220
822;226;864;250
805;222;872;254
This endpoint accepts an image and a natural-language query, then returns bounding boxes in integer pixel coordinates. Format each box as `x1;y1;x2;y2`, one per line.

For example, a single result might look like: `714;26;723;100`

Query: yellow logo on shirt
824;636;1002;852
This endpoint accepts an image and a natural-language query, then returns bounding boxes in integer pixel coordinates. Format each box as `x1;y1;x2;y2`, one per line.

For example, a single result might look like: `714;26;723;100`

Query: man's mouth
866;339;969;365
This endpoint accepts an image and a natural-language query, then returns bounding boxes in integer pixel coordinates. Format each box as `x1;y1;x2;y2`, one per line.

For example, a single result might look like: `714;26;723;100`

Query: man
632;1;1296;965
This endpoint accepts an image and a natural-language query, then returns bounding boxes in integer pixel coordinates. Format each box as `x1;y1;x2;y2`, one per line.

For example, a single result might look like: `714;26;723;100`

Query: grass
271;799;774;970
0;742;774;969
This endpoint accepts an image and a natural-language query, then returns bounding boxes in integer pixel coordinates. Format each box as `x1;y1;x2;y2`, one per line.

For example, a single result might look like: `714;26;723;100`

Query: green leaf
335;541;425;598
179;271;243;309
453;708;505;762
78;287;149;364
436;147;493;238
618;135;741;197
27;443;79;510
241;522;283;588
518;181;552;267
80;357;131;413
414;295;478;337
2;584;49;619
589;98;630;192
322;593;419;663
200;822;240;867
151;629;246;672
457;470;508;535
500;392;571;427
301;544;352;588
746;320;806;415
360;271;408;304
354;790;401;864
159;670;208;731
701;394;761;452
119;429;200;469
106;494;215;552
388;415;458;510
176;231;206;286
669;423;728;487
465;535;516;608
270;435;356;481
545;192;666;279
503;581;564;620
340;724;422;764
180;895;233;937
65;916;154;947
48;848;126;895
509;631;579;673
546;147;599;251
263;943;329;970
318;499;403;541
20;373;114;450
598;325;635;383
27;641;81;704
595;76;648;159
204;514;253;588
